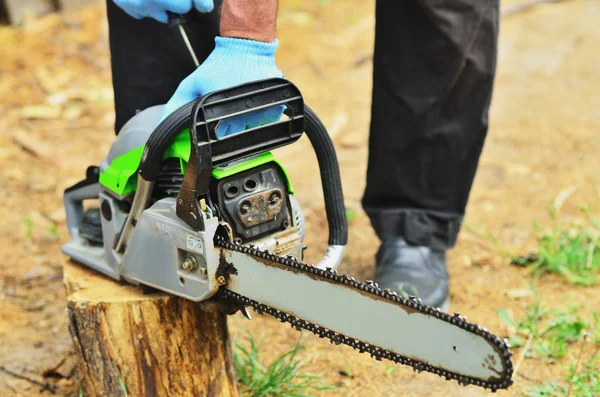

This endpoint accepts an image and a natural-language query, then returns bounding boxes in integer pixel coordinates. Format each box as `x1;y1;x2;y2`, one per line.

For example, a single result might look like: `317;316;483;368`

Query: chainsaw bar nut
181;256;198;271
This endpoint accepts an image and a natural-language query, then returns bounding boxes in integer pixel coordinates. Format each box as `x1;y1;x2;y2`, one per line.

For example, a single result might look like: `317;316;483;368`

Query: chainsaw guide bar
215;236;514;392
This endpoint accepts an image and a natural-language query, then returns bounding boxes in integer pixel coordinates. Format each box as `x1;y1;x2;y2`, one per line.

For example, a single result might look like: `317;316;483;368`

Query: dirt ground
1;0;599;396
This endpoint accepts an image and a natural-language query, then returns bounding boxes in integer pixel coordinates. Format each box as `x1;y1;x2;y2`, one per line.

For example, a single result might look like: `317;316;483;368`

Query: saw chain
214;236;514;391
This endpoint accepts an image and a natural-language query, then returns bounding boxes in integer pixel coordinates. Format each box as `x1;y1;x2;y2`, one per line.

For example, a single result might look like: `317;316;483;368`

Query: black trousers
106;0;499;251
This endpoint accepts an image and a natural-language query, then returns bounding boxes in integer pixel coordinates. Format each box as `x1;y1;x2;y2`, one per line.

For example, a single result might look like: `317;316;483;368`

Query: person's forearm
220;0;278;43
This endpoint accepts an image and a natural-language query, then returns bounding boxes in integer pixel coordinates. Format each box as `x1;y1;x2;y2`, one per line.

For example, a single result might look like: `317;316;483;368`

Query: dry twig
0;366;56;394
501;0;574;17
516;372;544;383
10;130;58;167
566;324;592;397
512;333;534;379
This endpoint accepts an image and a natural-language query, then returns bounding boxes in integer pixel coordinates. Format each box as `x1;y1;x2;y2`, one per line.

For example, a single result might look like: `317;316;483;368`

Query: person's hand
113;0;213;23
162;36;284;137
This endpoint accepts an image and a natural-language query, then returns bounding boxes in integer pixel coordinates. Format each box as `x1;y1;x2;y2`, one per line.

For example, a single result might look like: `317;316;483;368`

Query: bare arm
220;0;278;43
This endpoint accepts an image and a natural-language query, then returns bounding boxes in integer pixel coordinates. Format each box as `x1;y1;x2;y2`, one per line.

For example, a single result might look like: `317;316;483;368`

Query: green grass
523;353;600;397
234;334;339;397
500;296;600;396
24;214;33;239
119;375;128;396
524;381;561;397
467;200;600;285
345;207;357;223
498;298;589;363
48;224;59;241
512;215;600;286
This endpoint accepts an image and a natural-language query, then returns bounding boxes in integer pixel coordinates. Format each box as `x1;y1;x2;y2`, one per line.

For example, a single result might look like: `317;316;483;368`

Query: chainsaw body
63;79;323;301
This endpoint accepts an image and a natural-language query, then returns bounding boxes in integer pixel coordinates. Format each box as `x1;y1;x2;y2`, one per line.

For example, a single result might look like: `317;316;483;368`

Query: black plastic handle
189;78;304;167
139;78;304;182
303;105;348;246
139;101;196;181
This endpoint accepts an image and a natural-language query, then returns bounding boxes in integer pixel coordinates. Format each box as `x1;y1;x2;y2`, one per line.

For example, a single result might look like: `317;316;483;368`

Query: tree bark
63;260;239;397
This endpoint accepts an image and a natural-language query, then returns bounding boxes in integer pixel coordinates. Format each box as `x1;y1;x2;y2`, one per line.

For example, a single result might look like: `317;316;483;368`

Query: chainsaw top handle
138;78;348;250
140;78;304;180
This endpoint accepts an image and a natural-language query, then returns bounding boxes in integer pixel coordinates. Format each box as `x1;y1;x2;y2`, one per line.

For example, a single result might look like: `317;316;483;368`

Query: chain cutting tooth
215;237;513;391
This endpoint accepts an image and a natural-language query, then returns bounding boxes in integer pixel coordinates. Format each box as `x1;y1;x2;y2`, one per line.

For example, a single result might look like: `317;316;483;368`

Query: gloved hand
162;36;284;137
113;0;213;23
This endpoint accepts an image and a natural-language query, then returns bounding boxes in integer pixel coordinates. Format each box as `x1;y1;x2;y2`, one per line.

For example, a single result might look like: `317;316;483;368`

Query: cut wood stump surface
63;260;239;397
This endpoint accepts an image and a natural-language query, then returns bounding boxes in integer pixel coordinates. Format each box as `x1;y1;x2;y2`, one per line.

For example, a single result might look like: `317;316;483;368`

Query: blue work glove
113;0;213;23
162;36;284;137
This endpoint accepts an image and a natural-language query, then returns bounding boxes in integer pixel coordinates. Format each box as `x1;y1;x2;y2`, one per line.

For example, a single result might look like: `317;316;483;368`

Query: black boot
374;238;449;310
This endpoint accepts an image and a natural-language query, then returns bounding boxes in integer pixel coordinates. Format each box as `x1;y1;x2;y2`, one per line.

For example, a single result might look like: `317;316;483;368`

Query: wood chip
501;0;573;17
280;10;315;27
21;104;63;119
339;131;365;149
46;92;69;105
27;172;57;192
35;67;61;94
326;113;348;140
67;87;113;103
11;129;58;166
505;288;533;299
62;105;83;120
28;210;54;228
47;207;67;223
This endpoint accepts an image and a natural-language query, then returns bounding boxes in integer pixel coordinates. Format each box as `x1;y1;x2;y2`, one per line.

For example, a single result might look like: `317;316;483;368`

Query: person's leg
106;0;222;133
363;0;499;307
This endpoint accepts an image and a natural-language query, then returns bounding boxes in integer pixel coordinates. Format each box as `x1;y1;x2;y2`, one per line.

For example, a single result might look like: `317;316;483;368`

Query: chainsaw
62;78;513;391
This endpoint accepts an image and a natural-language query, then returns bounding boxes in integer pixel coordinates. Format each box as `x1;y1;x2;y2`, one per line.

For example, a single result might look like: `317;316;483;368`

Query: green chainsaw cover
99;129;294;196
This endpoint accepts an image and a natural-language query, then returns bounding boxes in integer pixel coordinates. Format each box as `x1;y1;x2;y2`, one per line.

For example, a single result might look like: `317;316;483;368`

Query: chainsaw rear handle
63;166;101;237
137;78;348;249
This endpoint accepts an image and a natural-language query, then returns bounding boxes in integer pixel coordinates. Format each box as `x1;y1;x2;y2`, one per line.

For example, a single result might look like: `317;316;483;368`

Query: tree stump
63;260;239;397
